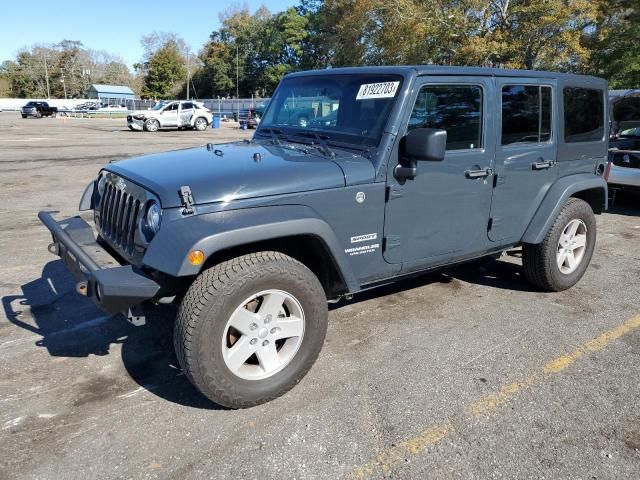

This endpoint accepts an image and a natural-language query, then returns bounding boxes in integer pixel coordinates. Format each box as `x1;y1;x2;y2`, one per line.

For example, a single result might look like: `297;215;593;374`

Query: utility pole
186;54;190;100
236;45;239;120
43;52;51;99
61;75;67;100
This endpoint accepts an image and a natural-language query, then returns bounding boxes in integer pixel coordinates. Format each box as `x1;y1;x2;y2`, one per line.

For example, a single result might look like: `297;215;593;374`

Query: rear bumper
38;211;160;314
608;164;640;188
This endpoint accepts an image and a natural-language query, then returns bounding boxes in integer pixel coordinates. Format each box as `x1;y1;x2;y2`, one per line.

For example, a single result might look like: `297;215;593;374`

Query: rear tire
175;251;328;408
194;117;208;131
523;198;596;291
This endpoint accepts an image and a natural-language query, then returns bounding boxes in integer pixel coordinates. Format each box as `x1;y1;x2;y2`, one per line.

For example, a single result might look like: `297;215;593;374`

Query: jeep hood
106;141;374;208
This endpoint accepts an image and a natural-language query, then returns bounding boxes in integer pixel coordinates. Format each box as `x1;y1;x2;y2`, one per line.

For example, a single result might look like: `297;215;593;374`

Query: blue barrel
212;116;221;129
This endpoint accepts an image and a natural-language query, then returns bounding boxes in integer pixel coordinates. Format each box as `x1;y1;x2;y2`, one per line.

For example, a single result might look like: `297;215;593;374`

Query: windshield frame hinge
179;185;195;215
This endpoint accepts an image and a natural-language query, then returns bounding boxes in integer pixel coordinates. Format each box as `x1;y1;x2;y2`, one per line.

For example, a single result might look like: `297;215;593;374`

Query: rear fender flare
521;174;607;244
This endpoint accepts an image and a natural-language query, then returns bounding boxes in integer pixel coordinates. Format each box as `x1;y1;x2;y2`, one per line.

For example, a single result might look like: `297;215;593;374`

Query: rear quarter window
564;87;604;143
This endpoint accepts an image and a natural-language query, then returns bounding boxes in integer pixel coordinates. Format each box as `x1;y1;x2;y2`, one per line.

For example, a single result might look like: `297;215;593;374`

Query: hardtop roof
287;65;605;84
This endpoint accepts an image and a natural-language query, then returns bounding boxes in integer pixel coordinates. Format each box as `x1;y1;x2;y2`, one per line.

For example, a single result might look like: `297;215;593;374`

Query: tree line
1;0;638;100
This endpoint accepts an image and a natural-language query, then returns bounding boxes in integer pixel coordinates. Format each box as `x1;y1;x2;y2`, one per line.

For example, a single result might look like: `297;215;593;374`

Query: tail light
603;160;612;182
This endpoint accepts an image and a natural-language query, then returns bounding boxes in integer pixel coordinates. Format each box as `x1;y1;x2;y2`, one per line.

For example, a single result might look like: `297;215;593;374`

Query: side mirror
403;128;447;162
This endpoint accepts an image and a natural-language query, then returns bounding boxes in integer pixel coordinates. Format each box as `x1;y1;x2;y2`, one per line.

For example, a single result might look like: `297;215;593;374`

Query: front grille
97;175;146;256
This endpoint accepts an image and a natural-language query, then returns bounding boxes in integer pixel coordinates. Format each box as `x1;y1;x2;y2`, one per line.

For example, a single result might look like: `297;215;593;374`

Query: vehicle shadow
331;252;537;311
3;254;535;409
1;260;221;410
608;190;640;216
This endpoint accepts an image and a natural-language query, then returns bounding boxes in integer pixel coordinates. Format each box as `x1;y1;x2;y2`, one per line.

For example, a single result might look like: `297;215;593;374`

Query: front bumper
38;211;160;314
127;116;144;130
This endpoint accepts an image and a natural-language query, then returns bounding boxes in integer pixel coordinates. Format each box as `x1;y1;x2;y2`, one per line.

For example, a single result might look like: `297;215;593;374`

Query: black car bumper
38;211;160;315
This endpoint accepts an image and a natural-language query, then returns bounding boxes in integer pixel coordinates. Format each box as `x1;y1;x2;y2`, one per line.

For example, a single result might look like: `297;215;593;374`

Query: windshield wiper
255;127;311;155
288;131;336;158
256;127;284;145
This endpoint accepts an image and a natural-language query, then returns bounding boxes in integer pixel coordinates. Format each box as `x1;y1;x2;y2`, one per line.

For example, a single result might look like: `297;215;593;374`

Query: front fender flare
521;174;607;245
142;205;359;292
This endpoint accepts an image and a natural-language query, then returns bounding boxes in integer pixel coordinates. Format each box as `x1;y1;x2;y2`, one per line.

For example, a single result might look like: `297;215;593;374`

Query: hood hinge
179;185;195;215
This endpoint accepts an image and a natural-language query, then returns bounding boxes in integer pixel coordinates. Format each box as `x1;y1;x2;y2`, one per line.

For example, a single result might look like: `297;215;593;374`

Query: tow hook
126;304;146;326
76;281;88;296
48;242;59;255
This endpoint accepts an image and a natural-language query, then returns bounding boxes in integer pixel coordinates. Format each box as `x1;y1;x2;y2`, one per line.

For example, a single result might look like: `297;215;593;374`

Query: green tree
190;33;235;97
140;39;186;99
585;0;640;88
192;5;309;98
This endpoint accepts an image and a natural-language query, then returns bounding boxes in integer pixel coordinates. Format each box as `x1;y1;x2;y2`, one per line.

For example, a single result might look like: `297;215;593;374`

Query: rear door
488;79;558;242
179;102;194;127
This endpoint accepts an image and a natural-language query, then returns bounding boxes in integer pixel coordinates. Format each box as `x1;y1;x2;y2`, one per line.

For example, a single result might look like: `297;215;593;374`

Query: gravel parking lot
1;111;639;479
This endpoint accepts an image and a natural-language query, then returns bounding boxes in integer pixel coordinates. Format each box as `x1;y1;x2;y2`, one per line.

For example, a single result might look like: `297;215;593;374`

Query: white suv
127;101;213;132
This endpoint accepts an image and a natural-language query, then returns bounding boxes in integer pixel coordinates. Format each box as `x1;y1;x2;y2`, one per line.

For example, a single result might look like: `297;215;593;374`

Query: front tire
523;198;596;291
175;251;328;408
144;118;160;132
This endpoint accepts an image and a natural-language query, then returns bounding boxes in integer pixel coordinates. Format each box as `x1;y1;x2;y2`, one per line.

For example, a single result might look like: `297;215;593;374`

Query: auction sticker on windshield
356;81;400;100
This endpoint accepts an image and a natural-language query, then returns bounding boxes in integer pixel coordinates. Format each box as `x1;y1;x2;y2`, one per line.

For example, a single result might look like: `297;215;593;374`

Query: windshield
259;74;403;147
620;127;640;137
150;101;168;111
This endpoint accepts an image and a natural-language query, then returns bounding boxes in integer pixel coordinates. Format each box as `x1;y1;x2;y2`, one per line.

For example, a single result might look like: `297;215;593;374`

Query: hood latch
179;185;195;215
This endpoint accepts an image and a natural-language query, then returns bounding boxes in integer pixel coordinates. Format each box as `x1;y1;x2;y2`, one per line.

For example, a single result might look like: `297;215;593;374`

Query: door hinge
179;185;195;215
384;235;401;251
386;185;403;201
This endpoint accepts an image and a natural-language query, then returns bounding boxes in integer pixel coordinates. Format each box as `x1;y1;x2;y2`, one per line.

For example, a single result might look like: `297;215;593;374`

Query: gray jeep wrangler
39;66;608;408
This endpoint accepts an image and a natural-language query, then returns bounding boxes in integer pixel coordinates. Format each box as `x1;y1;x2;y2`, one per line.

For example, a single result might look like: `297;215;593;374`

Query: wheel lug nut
262;340;269;346
250;338;257;345
270;327;280;334
249;323;258;331
264;314;272;324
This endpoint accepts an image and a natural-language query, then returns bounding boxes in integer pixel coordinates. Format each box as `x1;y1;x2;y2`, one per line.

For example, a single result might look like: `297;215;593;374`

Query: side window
408;85;483;150
501;85;552;145
165;103;178;112
563;87;604;143
182;102;193;109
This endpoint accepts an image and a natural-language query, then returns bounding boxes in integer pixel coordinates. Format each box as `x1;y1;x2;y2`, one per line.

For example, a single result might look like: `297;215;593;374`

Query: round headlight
146;202;162;233
97;175;106;196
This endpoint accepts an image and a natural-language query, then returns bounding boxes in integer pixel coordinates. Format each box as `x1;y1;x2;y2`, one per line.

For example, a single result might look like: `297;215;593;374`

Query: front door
160;102;179;127
488;79;558;242
383;77;495;266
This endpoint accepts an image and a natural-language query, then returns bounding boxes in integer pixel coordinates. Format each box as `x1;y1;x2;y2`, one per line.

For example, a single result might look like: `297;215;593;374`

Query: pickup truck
39;66;608;408
21;101;58;118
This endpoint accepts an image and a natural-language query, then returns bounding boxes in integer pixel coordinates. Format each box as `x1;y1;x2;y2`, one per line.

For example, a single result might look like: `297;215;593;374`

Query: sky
0;0;297;67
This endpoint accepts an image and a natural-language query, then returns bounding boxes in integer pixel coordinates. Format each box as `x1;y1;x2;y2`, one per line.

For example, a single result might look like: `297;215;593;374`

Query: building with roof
88;84;136;102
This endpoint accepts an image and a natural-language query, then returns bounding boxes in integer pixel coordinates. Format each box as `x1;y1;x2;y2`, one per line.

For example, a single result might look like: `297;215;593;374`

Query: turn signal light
187;250;205;266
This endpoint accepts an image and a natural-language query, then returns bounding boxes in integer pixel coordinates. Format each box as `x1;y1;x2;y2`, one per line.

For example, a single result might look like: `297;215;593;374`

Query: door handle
532;160;555;170
465;167;493;179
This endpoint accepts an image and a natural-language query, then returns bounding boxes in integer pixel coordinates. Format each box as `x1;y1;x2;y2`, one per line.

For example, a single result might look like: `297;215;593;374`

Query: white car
99;104;127;111
127;100;212;132
606;149;640;191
